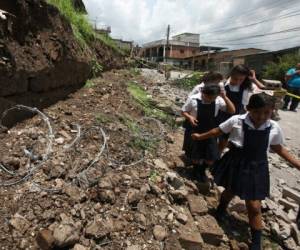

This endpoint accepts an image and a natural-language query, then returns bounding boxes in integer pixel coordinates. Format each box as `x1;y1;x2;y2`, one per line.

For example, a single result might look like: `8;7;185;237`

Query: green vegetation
84;80;95;88
173;71;204;90
127;82;175;126
47;0;124;54
95;113;113;124
47;0;94;46
91;59;103;78
149;170;159;182
119;115;160;152
129;68;141;77
263;53;300;83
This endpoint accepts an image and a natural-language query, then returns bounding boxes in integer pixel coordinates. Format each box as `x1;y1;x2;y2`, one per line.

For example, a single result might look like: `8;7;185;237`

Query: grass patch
95;113;113;124
47;0;94;46
119;115;160;152
129;68;141;77
84;80;95;88
127;82;175;126
95;33;125;55
173;71;204;90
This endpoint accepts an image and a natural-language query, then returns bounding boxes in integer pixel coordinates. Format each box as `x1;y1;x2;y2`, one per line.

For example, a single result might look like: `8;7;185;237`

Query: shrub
263;53;300;83
173;72;204;90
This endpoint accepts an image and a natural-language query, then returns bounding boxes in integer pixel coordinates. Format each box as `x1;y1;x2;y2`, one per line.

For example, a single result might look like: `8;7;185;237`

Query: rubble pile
0;69;299;249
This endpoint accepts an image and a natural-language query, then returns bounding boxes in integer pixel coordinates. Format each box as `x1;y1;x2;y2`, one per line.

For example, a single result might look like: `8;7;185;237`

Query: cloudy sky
83;0;300;51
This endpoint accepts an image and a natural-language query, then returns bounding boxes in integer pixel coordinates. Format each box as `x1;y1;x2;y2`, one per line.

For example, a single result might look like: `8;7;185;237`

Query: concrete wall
172;33;200;44
189;48;267;71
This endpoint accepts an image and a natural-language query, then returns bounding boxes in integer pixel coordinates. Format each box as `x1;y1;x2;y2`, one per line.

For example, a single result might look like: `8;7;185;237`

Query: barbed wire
0;105;54;187
0;105;167;190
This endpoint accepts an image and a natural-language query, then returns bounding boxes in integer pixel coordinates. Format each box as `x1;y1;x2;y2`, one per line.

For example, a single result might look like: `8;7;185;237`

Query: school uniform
188;81;224;97
212;113;284;200
182;93;226;161
217;80;258;141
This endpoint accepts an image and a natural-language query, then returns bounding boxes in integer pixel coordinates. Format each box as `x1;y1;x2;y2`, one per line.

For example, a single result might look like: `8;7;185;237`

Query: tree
263;53;300;84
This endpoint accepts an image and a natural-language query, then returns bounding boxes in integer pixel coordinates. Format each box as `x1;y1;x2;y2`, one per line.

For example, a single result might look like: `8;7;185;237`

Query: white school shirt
188;81;225;97
182;93;227;118
219;113;284;149
224;79;260;108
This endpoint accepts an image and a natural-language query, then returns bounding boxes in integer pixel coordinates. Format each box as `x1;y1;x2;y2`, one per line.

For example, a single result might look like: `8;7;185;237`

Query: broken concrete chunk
164;235;182;250
176;213;188;225
53;224;79;247
166;171;184;189
36;229;55;250
279;198;299;211
9;213;30;234
127;188;141;206
282;187;300;203
98;176;113;189
178;223;204;250
63;184;85;202
98;189;116;204
85;219;108;239
153;225;168;241
187;194;208;215
169;189;188;203
196;215;224;246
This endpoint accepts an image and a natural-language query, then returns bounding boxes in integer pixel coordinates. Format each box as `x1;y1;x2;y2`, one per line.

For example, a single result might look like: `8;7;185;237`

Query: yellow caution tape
271;88;300;100
286;92;300;100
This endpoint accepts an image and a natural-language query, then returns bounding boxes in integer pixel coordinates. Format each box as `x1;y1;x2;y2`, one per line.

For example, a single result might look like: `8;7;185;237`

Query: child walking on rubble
218;65;265;152
188;71;224;97
181;84;235;181
191;93;300;250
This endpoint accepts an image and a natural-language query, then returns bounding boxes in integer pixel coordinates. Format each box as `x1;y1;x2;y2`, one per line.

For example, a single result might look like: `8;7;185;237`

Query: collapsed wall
0;0;125;126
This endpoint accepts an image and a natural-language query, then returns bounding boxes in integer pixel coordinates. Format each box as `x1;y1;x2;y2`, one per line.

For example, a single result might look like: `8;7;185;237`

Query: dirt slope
0;0;125;127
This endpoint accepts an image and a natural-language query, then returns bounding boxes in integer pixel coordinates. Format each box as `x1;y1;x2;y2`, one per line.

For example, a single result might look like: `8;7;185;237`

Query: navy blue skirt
182;128;219;162
212;147;270;200
190;138;219;162
182;128;193;158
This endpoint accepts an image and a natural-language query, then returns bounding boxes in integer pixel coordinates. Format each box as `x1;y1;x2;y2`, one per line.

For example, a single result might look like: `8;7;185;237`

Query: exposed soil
0;0;125;127
1;69;299;250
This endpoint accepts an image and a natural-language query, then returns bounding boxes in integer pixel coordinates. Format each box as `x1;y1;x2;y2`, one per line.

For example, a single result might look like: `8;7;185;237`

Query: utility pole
94;16;98;30
207;46;210;71
165;24;170;63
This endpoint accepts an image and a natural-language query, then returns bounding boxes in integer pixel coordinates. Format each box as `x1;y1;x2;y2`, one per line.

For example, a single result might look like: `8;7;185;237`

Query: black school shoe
249;243;261;250
214;204;229;223
193;165;209;183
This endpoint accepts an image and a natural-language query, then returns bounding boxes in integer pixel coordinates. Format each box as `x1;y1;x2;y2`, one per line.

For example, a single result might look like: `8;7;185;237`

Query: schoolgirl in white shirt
181;84;235;181
218;65;265;151
192;93;300;250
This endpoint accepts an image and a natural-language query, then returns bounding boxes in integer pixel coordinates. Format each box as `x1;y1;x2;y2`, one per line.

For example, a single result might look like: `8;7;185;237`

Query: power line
203;26;300;44
205;34;300;46
199;0;298;32
201;9;300;35
222;0;290;20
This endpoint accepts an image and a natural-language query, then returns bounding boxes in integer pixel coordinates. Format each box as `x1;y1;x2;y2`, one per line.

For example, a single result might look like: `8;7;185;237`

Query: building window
192;50;196;54
180;49;184;54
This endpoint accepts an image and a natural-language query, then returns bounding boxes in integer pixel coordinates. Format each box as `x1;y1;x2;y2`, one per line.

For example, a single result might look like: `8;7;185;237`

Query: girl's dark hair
202;72;223;84
229;64;252;90
247;93;276;110
202;84;221;96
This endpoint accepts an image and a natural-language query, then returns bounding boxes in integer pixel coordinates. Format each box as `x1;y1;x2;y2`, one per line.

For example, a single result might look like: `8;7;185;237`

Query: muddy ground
0;69;299;250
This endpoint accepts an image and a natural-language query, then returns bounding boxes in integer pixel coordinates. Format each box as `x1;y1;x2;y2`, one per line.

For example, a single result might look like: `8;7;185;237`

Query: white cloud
83;0;300;51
